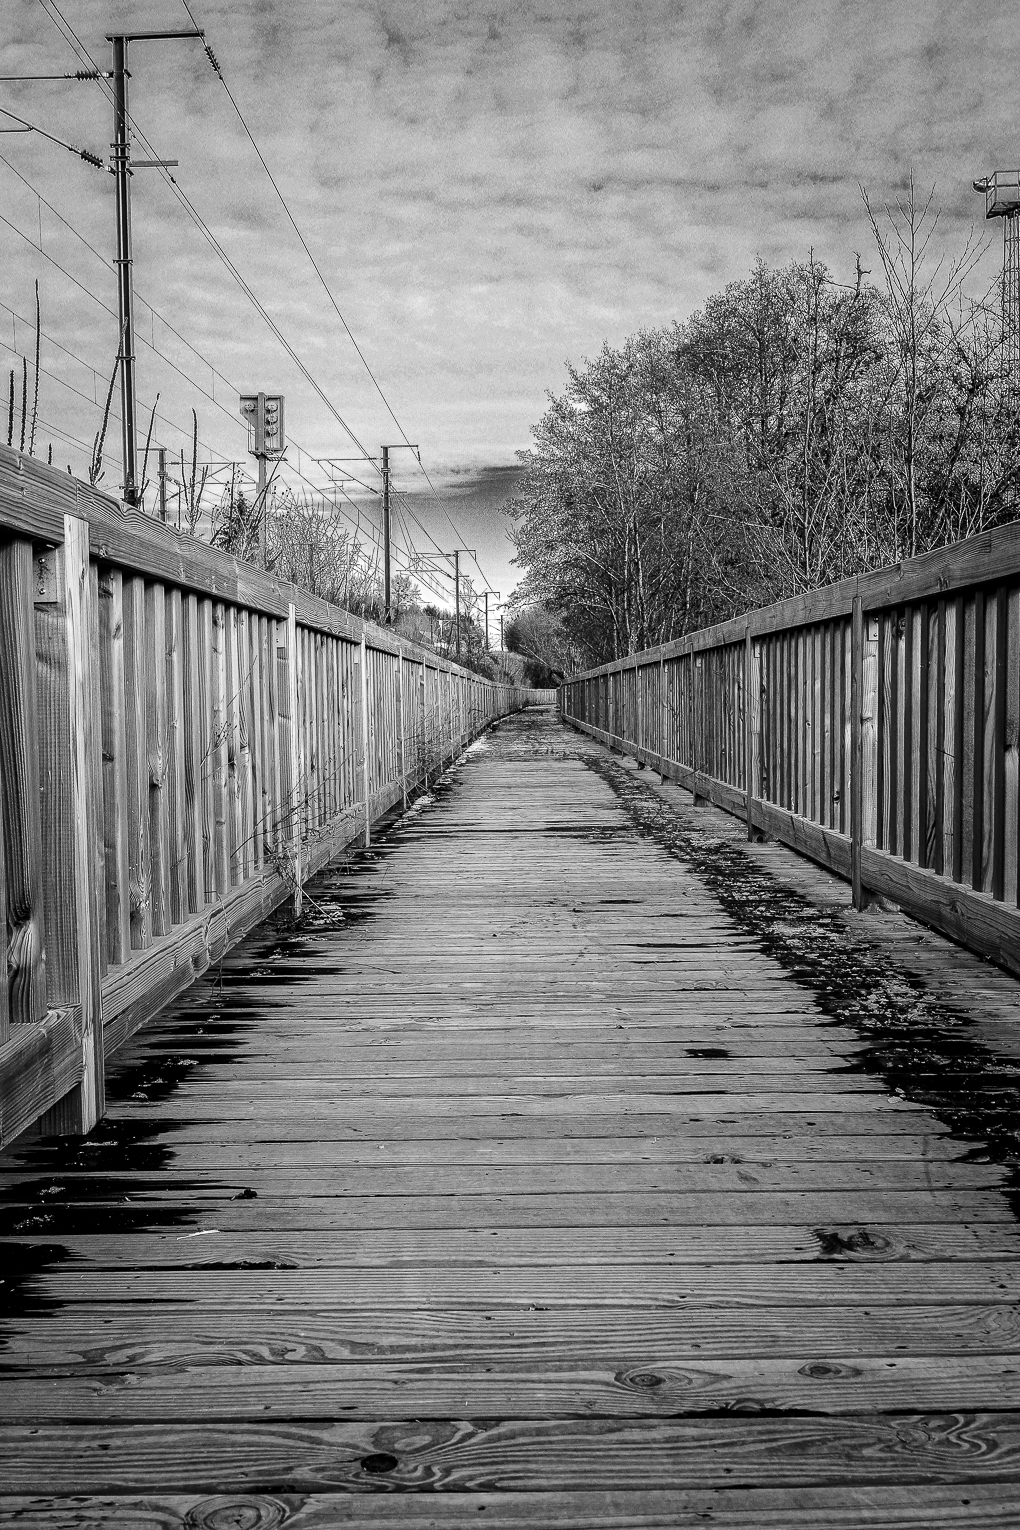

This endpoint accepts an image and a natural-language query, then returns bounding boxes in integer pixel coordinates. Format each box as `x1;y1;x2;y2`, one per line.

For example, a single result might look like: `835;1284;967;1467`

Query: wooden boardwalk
2;703;1020;1526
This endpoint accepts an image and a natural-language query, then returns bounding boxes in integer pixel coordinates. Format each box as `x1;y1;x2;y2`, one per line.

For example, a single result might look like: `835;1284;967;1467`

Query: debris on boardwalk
3;704;1020;1524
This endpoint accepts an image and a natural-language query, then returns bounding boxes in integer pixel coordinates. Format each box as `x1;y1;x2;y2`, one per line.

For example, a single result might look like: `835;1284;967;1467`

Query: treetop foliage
504;187;1020;672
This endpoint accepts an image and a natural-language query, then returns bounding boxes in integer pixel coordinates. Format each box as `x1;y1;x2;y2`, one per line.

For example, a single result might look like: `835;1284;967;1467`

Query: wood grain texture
0;536;45;1027
1;1485;1017;1529
2;707;1020;1518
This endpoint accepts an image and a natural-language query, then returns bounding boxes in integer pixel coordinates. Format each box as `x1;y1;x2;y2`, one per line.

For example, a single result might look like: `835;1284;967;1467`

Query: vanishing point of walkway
2;704;1020;1526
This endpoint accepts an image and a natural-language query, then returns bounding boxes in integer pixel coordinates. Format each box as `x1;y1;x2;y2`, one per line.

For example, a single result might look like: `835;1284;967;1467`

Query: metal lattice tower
974;171;1020;381
1004;211;1020;380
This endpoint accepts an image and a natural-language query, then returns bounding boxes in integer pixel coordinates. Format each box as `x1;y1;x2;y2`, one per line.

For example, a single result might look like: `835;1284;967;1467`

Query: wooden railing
560;522;1020;980
0;446;528;1146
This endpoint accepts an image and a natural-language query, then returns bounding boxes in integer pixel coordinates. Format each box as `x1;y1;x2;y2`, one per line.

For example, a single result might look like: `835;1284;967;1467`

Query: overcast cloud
2;1;1016;597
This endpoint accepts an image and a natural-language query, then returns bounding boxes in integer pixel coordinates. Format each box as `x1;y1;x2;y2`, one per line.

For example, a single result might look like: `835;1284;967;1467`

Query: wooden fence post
286;602;303;917
635;657;642;756
396;653;407;809
37;517;104;1133
64;515;104;1129
0;537;46;1034
745;622;757;841
850;589;879;909
851;593;864;908
360;634;371;847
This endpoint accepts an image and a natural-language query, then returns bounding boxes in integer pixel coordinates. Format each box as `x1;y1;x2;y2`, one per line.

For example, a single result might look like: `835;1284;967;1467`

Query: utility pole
107;28;201;507
446;547;477;660
379;443;419;623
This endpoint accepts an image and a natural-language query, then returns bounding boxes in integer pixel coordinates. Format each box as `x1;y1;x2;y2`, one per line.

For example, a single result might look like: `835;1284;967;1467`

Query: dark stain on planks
586;749;1020;1172
3;705;1020;1522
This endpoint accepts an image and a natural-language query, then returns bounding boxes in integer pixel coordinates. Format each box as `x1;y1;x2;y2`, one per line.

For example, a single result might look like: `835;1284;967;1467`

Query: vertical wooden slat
208;601;229;896
359;634;371;847
145;582;170;936
0;538;46;1028
876;613;890;853
933;600;948;876
296;626;309;842
308;630;321;830
903;607;917;864
164;588;187;925
963;593;980;888
181;594;205;916
57;515;104;1130
852;597;879;907
223;604;243;887
322;636;337;822
88;562;107;977
121;575;152;948
1004;587;1020;907
981;591;998;893
286;604;302;914
916;604;930;870
234;607;253;881
397;654;407;808
262;616;281;860
827;624;838;832
97;568;130;964
0;731;6;1041
951;595;966;883
745;627;757;839
246;612;263;870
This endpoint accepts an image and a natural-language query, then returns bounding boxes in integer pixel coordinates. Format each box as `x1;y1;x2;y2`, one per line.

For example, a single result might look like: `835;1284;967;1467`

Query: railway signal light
239;392;286;457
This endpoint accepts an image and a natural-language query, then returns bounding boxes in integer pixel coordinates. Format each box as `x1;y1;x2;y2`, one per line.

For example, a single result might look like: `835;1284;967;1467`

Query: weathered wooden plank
209;600;230;897
181;593;205;916
56;513;104;1131
145;580;171;937
0;1485;1015;1529
0;536;46;1027
0;1005;79;1147
33;543;77;1011
4;1413;1020;1495
97;566;130;965
121;574;152;949
164;587;187;923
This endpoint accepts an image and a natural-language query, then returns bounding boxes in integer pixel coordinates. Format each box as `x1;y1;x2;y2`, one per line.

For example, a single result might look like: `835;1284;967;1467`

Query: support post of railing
65;515;104;1129
0;742;7;1044
360;634;371;847
286;602;303;918
0;538;45;1037
396;652;407;809
37;516;104;1134
851;593;863;908
635;656;643;758
850;589;883;910
744;621;756;842
420;657;428;791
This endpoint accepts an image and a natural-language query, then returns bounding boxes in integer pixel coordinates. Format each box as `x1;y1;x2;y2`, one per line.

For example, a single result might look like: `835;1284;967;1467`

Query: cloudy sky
1;0;1016;602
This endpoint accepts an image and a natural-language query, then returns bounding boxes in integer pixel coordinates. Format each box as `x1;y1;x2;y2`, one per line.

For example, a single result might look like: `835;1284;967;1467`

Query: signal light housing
239;392;286;457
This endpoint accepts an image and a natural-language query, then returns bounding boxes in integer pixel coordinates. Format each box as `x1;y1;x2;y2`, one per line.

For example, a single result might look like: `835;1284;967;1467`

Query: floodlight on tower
974;170;1020;381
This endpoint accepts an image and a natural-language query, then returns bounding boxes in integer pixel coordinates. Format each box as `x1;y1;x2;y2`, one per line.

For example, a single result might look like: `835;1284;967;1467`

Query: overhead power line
176;0;497;594
30;0;494;597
